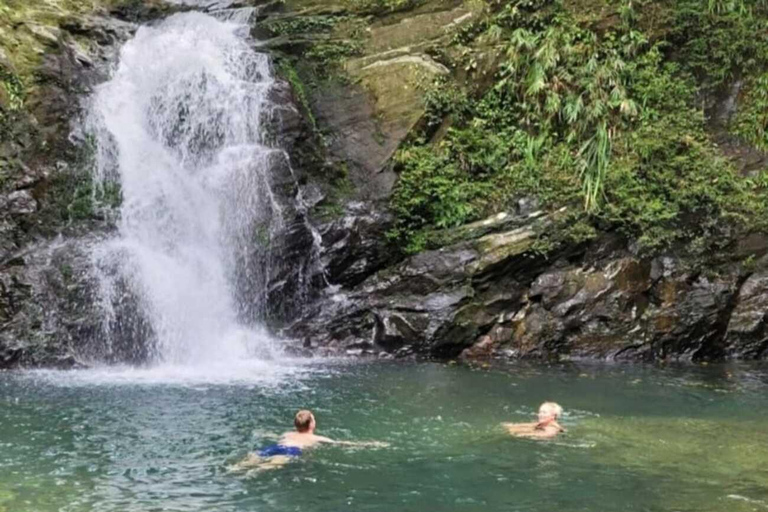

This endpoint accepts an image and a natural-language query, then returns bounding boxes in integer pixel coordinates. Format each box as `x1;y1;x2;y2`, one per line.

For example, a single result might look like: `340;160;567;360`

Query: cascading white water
89;11;286;366
165;0;262;24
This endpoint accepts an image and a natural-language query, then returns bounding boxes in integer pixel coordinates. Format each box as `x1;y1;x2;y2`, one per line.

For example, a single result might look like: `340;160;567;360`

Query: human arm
332;440;390;448
503;422;537;435
315;435;389;448
513;421;564;440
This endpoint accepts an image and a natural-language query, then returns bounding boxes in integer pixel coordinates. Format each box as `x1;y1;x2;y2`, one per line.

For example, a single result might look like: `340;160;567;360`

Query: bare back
279;431;334;449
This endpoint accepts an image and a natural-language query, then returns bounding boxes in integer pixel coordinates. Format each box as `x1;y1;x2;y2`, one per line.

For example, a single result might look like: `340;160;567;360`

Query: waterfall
89;11;287;366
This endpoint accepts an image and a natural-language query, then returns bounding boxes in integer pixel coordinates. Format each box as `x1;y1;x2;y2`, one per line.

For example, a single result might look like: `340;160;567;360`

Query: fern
579;122;611;212
498;14;637;211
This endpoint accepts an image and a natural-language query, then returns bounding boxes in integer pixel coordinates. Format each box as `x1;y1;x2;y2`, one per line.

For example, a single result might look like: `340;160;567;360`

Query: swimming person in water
232;410;387;471
503;402;566;440
262;409;333;455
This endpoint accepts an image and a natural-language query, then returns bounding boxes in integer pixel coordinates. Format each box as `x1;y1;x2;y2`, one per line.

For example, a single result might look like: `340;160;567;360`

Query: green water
2;361;768;512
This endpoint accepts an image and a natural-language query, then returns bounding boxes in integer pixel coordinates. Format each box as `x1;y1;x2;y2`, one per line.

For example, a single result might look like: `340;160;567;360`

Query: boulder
285;209;553;356
725;272;768;358
318;201;397;287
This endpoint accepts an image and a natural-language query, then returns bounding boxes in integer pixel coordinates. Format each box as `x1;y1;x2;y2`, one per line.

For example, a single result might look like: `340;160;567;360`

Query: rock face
263;0;476;201
334;4;465;198
0;237;118;368
3;0;768;367
287;209;768;362
0;6;142;368
270;1;768;363
257;0;483;330
725;273;768;358
316;201;397;288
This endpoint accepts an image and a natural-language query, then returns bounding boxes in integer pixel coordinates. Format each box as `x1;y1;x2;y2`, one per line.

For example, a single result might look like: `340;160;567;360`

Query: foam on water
15;359;323;387
88;11;287;372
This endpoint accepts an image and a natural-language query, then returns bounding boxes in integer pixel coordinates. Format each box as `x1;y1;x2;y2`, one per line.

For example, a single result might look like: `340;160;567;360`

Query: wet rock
0;237;108;368
318;202;397;287
735;233;768;260
108;1;179;23
6;190;37;215
290;200;768;362
725;272;768;358
267;0;476;202
459;334;495;360
644;273;736;360
0;6;138;367
374;312;421;348
286;209;554;356
310;80;399;200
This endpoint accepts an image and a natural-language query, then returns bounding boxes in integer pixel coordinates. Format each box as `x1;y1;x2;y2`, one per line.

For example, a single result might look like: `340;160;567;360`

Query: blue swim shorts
258;444;303;457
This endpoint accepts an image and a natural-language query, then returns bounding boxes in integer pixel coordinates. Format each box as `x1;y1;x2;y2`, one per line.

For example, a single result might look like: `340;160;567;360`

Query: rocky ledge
288;208;768;362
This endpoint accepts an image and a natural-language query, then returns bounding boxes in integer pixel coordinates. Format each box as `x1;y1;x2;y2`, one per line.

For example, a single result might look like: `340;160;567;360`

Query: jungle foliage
388;0;768;255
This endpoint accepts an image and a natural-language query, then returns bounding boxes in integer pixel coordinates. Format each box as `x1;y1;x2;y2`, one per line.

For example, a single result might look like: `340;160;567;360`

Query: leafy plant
388;146;490;253
386;0;768;256
277;59;318;132
732;73;768;150
672;0;768;94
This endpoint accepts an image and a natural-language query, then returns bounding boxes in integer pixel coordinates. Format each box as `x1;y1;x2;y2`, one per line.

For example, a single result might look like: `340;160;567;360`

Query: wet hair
294;410;314;433
538;402;563;422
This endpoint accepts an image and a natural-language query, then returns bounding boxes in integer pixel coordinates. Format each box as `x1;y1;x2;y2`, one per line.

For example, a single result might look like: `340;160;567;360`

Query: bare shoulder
279;431;299;443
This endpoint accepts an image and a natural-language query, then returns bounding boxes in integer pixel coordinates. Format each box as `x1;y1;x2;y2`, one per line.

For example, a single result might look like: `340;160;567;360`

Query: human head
538;402;563;422
294;410;315;433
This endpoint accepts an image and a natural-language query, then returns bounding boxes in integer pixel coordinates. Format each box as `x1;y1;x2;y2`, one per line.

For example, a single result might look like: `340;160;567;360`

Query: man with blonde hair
263;409;335;455
503;401;566;440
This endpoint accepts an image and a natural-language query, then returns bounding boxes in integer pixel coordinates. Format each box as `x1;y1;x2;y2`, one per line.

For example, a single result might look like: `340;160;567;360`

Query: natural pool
1;360;768;512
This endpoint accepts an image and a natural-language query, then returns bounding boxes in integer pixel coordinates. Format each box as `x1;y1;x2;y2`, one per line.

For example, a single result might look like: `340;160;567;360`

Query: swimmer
232;410;387;471
503;402;566;440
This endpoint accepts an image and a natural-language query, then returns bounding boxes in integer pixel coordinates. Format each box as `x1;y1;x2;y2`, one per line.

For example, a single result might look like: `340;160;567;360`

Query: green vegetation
351;0;424;13
41;136;122;227
0;69;24;114
304;40;362;76
672;0;768;94
277;59;318;131
732;73;768;150
264;14;364;80
314;163;355;221
263;15;342;35
388;0;768;255
0;68;27;163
